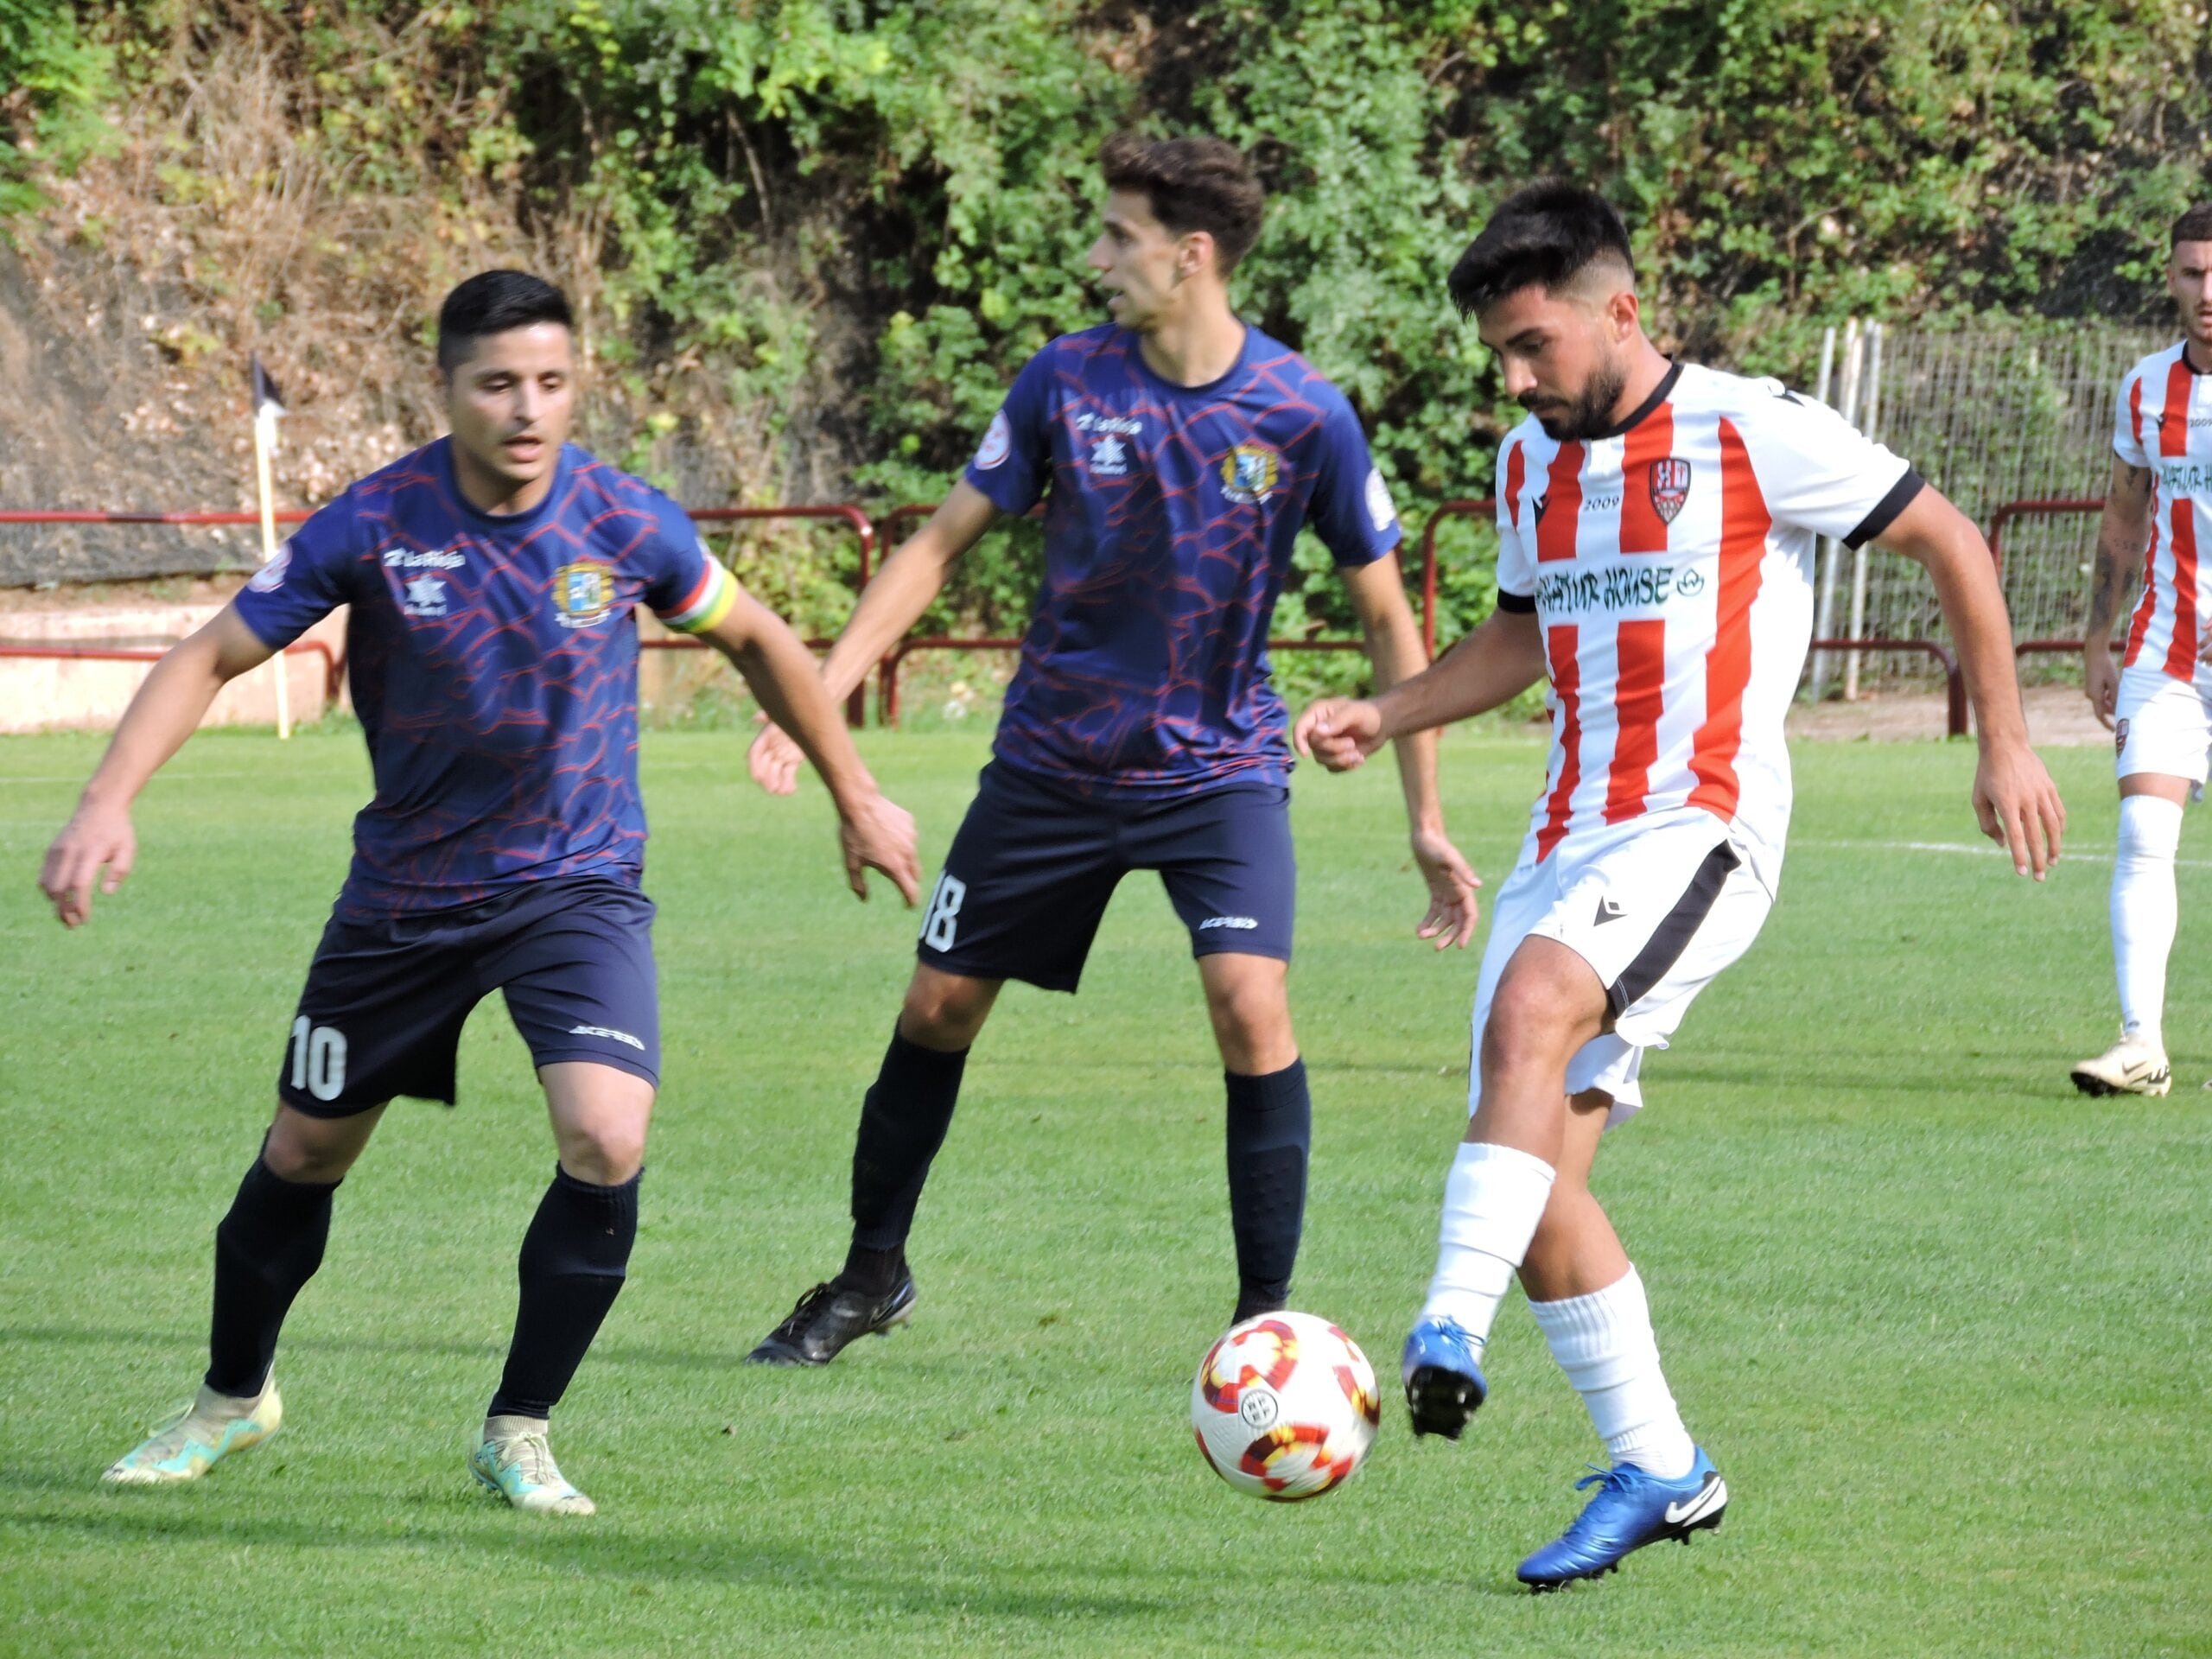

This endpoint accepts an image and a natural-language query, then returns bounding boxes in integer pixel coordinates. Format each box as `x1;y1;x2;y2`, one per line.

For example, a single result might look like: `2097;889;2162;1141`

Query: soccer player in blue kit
37;271;920;1514
741;134;1479;1364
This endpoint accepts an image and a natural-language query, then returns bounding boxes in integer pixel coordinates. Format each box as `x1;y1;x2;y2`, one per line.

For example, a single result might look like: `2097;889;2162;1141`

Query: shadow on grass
0;1323;763;1374
1;1491;1179;1623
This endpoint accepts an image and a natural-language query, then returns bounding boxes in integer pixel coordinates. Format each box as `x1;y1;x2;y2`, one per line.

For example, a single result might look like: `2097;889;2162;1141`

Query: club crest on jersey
1649;457;1693;524
553;559;615;630
1221;443;1279;505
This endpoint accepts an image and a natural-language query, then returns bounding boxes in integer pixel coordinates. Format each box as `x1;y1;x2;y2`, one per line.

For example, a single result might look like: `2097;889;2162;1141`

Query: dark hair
1446;181;1636;317
435;270;574;372
2174;204;2212;246
1100;132;1266;273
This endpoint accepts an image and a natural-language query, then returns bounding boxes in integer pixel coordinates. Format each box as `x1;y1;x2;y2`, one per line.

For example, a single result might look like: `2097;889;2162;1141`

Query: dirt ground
1786;681;2109;747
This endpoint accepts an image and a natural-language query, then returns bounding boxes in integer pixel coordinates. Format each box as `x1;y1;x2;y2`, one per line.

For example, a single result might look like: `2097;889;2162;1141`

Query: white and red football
1190;1310;1382;1501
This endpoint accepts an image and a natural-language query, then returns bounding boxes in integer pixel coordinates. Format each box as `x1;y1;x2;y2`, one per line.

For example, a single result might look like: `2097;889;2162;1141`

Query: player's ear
1180;228;1215;281
1608;286;1640;342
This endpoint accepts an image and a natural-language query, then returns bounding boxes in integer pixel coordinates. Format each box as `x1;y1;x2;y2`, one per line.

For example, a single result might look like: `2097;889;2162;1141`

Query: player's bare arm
747;481;1001;795
1338;555;1482;948
1874;486;2067;878
1295;604;1547;771
2083;455;2156;728
39;603;274;928
702;585;922;904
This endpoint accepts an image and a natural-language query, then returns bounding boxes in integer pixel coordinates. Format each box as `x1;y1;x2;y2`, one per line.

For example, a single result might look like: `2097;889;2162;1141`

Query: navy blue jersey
232;438;736;914
964;323;1400;797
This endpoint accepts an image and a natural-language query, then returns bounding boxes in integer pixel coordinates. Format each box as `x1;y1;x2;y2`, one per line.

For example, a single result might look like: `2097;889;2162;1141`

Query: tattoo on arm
2088;465;2154;641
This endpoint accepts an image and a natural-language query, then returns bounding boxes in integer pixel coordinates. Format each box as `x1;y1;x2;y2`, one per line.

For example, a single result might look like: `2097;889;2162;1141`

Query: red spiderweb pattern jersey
2114;343;2212;679
1495;363;1922;891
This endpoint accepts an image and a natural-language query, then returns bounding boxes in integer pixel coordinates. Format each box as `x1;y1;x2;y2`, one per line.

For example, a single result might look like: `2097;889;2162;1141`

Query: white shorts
1469;813;1773;1128
2114;662;2212;785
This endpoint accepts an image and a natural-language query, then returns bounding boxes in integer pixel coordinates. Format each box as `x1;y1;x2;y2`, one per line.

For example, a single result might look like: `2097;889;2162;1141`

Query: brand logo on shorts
568;1023;645;1051
2115;716;2130;756
1199;915;1260;931
1593;895;1625;925
1648;457;1693;524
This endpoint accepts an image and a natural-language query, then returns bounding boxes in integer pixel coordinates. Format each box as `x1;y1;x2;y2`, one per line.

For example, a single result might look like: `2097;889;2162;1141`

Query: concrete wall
0;602;349;734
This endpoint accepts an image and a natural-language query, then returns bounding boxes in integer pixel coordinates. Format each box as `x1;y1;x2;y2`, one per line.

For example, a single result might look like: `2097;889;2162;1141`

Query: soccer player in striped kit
1298;182;2064;1588
2073;205;2212;1098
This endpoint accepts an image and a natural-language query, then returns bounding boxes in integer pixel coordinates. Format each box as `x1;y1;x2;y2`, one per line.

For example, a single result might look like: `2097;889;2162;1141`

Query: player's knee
899;973;995;1050
1203;976;1291;1071
558;1119;646;1185
1481;975;1588;1082
262;1109;365;1184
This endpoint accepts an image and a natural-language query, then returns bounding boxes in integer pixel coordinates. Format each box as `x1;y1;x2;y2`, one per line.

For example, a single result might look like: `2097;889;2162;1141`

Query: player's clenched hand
1294;698;1386;772
1410;825;1482;950
1972;741;2067;880
39;801;136;928
2083;647;2120;733
747;715;804;797
840;791;921;906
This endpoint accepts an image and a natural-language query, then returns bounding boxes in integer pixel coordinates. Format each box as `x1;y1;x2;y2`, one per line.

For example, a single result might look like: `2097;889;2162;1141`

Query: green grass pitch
0;725;2207;1657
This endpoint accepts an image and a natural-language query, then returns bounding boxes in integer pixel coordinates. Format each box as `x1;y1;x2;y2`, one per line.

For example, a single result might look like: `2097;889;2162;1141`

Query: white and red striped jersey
2115;344;2212;677
1495;361;1920;892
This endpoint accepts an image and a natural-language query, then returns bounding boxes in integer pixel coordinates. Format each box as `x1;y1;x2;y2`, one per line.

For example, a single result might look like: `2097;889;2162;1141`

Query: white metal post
1843;321;1885;702
1810;320;1861;702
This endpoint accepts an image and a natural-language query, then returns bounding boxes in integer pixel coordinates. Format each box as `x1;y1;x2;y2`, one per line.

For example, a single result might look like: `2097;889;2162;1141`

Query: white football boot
2069;1033;2172;1097
468;1415;596;1516
103;1377;283;1484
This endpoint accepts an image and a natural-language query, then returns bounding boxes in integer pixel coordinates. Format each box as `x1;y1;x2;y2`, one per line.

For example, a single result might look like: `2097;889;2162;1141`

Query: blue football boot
1516;1447;1727;1590
1401;1316;1488;1440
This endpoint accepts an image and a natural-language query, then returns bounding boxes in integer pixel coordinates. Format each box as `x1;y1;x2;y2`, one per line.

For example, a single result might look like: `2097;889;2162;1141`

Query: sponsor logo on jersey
1364;466;1396;531
1090;433;1131;476
1075;412;1144;435
553;559;615;629
2158;461;2212;494
248;545;292;591
402;574;448;616
383;548;468;569
1649;456;1693;523
1535;560;1704;613
1221;442;1279;505
975;409;1013;470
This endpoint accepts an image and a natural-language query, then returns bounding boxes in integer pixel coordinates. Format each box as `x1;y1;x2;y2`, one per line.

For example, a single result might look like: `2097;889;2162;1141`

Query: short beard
1524;355;1630;442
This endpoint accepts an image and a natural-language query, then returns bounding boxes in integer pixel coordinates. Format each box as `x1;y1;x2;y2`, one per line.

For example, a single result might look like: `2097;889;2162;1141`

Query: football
1190;1311;1382;1501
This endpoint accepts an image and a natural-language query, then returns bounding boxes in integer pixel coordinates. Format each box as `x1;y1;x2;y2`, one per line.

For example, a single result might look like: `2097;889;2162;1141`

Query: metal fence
1837;324;2170;691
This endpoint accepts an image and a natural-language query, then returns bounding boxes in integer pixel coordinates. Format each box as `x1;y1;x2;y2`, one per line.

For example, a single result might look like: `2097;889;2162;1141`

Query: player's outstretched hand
1972;741;2066;880
1294;697;1386;772
840;791;921;906
2083;647;2120;732
1411;825;1482;950
39;801;135;928
747;715;804;797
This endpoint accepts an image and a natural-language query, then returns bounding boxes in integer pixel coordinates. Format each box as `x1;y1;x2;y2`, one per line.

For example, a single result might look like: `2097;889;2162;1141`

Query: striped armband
658;554;738;635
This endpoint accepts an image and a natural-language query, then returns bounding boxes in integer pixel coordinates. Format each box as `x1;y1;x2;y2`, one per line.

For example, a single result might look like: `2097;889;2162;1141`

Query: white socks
1530;1267;1696;1479
1420;1141;1556;1350
2113;793;2183;1049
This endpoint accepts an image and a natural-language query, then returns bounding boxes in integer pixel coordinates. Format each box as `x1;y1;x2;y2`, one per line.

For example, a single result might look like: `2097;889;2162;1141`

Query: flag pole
250;355;290;740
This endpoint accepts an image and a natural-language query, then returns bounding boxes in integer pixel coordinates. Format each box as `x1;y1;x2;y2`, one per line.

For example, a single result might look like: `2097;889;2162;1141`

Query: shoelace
500;1432;563;1490
1560;1462;1661;1539
772;1282;837;1338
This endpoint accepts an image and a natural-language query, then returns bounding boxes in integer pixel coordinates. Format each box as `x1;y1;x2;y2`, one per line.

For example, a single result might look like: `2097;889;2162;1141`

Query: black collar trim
1597;360;1681;440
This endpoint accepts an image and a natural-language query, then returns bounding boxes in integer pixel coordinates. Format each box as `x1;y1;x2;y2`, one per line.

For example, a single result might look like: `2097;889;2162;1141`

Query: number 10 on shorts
289;1015;348;1102
922;873;966;951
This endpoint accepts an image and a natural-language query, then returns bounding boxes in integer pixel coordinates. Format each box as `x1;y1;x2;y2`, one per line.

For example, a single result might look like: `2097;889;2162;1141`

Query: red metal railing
1987;497;2107;664
1808;638;1965;737
0;639;342;702
867;499;1461;726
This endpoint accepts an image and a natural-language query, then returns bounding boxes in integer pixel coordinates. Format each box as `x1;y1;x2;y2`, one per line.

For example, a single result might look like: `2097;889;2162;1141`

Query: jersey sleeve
1302;394;1400;568
230;496;359;650
1493;438;1536;610
2114;365;2151;469
962;347;1055;517
637;494;739;636
1738;386;1923;548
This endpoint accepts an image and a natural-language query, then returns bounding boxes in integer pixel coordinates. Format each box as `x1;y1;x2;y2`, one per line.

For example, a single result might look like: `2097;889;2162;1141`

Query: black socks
1225;1058;1311;1322
206;1151;340;1397
847;1027;969;1262
486;1166;640;1421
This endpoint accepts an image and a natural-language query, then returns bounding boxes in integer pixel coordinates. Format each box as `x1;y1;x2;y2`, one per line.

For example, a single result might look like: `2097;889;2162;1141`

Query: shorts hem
276;1085;437;1118
1189;938;1292;965
525;1047;662;1089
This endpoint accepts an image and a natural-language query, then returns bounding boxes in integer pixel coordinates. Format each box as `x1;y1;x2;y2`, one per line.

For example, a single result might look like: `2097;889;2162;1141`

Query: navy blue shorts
278;876;660;1117
915;761;1295;994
